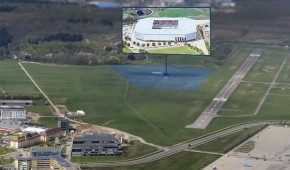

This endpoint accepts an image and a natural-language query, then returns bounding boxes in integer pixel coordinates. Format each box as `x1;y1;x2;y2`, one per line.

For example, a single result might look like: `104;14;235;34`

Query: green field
148;46;198;55
0;45;288;148
82;152;219;170
19;45;259;146
0;61;39;98
193;125;266;153
151;8;210;20
243;48;286;82
218;82;268;116
122;47;133;53
0;147;14;156
71;140;157;163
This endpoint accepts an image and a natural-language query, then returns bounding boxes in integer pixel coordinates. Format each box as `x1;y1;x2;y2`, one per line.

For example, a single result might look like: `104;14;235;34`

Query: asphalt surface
78;121;274;168
186;49;264;129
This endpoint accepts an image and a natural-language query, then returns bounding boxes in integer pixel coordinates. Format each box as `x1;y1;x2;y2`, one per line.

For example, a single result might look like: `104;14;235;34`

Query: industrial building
0;106;27;120
134;17;196;42
71;134;122;156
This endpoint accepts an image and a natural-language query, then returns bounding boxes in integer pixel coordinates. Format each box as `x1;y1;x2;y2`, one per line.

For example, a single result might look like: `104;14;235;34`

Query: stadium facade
134;17;196;42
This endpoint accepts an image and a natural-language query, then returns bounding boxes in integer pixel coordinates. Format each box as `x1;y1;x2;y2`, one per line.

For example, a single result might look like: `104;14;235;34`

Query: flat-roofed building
10;132;41;148
40;127;62;142
0;106;26;120
0;100;33;106
30;146;62;157
15;155;71;170
58;118;69;131
72;133;122;156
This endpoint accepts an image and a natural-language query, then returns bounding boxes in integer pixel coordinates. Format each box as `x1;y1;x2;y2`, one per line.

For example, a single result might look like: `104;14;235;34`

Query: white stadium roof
134;17;196;35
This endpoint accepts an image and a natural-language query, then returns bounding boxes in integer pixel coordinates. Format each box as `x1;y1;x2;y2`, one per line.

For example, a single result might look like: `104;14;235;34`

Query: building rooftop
22;127;47;133
40;127;62;136
30;146;62;153
0;100;33;103
74;133;116;141
0;122;21;130
50;155;71;167
0;106;25;109
134;17;197;35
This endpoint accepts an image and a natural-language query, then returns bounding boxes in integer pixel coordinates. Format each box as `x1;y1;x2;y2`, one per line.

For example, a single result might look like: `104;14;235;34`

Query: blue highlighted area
111;65;211;91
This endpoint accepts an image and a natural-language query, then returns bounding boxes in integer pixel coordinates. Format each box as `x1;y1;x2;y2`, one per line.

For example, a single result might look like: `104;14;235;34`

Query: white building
0;106;27;120
134;17;196;42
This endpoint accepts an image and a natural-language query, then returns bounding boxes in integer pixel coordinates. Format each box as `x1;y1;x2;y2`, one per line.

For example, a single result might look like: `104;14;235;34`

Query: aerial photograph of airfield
122;7;210;55
1;0;290;170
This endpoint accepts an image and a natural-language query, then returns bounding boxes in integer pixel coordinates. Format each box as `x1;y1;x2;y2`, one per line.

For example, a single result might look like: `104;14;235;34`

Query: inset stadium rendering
122;7;210;55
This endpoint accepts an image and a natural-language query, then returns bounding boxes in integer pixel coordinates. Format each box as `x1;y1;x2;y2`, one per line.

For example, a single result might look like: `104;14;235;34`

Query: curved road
78;121;282;168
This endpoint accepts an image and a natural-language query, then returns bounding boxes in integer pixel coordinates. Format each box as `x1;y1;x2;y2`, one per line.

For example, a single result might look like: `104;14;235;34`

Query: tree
168;41;171;45
152;42;156;46
136;42;140;46
142;43;145;47
133;41;136;45
158;42;161;46
174;41;177;44
146;43;150;47
163;42;166;45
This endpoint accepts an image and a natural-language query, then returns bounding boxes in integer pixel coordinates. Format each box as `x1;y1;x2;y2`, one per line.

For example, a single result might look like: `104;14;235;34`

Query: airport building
0;106;27;120
134;17;196;42
71;134;122;156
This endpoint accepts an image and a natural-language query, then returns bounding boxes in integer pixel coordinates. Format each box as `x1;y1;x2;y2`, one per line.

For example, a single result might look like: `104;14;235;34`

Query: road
186;49;264;129
78;121;276;168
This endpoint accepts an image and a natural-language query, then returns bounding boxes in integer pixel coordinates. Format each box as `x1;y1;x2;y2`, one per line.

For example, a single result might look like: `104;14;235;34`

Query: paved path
186;49;264;129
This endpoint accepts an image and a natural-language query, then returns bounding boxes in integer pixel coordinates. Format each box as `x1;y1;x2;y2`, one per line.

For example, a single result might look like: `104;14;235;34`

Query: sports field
148;46;198;55
151;8;210;20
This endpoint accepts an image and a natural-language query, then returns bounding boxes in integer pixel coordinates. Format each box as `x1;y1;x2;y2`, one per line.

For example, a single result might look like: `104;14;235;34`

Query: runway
186;49;264;129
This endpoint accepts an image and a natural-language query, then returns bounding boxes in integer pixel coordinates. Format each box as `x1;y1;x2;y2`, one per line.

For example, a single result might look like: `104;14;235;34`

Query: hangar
134;17;196;42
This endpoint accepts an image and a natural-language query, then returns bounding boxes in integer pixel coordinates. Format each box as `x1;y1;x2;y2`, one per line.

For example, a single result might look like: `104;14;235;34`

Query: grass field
122;47;133;53
148;46;198;55
243;48;286;82
82;152;219;170
19;45;258;146
193;125;266;153
71;140;157;163
0;147;14;156
0;61;39;98
24;100;52;116
151;8;210;20
218;82;268;116
0;45;288;148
